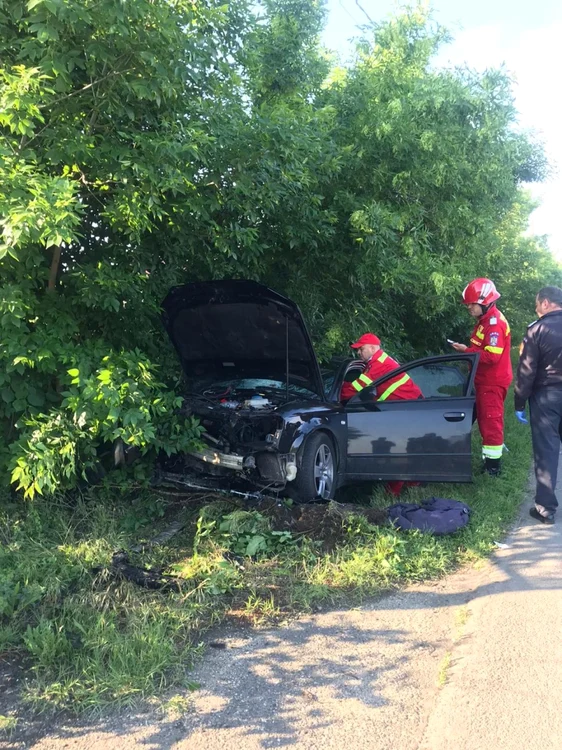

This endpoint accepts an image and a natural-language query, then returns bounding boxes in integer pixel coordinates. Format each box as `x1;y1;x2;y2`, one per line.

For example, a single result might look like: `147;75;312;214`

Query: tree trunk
47;246;61;292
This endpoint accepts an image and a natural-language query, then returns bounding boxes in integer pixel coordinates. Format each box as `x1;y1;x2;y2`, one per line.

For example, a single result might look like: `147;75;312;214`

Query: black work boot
484;457;501;476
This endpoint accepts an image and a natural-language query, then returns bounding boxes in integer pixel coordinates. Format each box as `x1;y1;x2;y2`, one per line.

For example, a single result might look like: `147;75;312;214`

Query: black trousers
529;386;562;513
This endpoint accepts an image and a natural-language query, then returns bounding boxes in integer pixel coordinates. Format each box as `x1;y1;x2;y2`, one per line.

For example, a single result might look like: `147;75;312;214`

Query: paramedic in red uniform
450;278;513;476
340;333;423;495
340;333;423;403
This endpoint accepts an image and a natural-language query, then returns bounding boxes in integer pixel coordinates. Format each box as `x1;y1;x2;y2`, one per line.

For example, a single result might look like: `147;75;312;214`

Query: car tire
293;432;337;502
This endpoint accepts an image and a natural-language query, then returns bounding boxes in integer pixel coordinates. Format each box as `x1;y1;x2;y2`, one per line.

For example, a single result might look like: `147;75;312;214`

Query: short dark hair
537;286;562;307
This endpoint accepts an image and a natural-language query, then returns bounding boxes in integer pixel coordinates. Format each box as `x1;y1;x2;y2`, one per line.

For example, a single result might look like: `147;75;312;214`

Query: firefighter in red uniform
340;333;423;496
450;278;513;476
340;333;423;403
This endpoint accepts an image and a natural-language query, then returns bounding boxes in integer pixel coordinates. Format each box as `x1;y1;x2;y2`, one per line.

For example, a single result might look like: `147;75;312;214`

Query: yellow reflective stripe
476;330;484;339
482;445;503;459
470;338;481;346
378;352;388;362
484;346;504;354
499;313;511;335
351;372;374;393
378;373;410;402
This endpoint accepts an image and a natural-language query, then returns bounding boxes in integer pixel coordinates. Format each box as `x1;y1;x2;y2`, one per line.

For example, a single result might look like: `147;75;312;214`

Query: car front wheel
294;432;336;502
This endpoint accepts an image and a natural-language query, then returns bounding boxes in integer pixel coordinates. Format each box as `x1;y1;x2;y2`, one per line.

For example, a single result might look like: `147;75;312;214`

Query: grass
437;651;452;687
0;715;18;735
0;408;533;714
455;605;471;628
437;604;473;688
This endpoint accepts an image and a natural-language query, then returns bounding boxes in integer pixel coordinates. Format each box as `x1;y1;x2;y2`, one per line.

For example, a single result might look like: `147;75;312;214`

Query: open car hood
162;280;325;399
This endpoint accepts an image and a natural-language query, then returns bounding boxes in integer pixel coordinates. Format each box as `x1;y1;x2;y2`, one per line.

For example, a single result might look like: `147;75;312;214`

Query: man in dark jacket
515;286;562;525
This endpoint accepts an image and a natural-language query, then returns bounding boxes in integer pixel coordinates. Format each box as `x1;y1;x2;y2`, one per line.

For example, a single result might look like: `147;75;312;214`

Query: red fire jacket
341;350;423;402
465;305;513;388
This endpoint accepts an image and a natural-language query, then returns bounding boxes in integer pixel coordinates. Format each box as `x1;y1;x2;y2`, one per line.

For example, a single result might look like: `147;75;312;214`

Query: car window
407;360;471;397
355;359;472;402
322;359;364;398
343;364;364;382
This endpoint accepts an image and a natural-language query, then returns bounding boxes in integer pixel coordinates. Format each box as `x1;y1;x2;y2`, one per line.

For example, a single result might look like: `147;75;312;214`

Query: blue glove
515;410;528;424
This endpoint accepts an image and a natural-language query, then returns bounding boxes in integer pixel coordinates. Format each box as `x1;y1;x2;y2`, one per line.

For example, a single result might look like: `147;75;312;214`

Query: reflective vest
466;305;513;388
341;350;423;402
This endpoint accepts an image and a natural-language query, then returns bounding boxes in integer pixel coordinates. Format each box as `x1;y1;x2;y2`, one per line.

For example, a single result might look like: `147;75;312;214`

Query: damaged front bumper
187;447;298;484
189;447;248;471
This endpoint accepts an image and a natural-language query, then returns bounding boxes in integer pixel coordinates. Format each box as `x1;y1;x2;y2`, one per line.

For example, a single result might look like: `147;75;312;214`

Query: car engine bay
154;381;300;491
184;383;288;453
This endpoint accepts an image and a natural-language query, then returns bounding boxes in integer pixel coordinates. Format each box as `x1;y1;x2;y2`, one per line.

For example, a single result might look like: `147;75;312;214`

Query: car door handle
444;412;466;422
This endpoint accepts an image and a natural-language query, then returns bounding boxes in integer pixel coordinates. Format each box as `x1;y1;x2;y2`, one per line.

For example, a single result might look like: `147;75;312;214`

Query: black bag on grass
387;497;470;535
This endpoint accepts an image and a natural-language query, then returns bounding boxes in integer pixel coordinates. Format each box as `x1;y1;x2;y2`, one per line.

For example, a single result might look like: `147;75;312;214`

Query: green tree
281;9;550;356
0;0;250;495
479;194;562;341
0;1;559;497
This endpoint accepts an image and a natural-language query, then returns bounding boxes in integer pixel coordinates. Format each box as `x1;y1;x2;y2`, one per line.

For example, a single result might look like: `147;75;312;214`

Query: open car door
344;353;478;482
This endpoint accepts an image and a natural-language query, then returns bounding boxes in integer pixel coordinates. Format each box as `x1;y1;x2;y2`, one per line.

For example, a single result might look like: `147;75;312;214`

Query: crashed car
156;280;479;501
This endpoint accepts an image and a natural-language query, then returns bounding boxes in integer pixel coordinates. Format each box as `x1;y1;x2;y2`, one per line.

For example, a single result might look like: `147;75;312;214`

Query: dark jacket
514;309;562;410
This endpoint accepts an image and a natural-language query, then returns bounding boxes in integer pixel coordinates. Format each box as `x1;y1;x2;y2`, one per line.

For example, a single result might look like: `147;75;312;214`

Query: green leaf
27;391;45;407
245;535;266;557
1;387;15;404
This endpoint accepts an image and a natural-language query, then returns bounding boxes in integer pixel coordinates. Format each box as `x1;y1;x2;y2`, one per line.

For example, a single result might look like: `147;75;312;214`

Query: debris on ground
494;541;510;549
108;551;184;591
100;494;389;591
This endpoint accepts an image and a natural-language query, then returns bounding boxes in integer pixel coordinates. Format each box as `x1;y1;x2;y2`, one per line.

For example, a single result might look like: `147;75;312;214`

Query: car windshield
321;367;338;396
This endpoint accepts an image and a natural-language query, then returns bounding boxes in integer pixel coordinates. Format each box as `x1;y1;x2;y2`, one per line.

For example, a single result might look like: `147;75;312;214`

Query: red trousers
386;481;421;497
476;385;508;459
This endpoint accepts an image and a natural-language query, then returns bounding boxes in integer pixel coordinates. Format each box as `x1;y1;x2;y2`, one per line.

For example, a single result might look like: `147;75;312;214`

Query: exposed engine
170;384;296;488
184;386;286;452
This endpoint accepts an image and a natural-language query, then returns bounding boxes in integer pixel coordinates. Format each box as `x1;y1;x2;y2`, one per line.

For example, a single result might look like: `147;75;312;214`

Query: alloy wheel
314;443;334;499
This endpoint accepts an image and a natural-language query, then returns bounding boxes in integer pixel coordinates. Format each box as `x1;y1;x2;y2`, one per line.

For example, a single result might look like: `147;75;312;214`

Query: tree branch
47;246;61;293
41;68;135;110
355;0;373;23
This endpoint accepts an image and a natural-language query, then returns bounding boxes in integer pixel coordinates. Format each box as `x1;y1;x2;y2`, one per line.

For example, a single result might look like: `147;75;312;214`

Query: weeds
160;693;192;718
194;507;295;557
437;651;452;687
0;410;532;712
0;715;18;736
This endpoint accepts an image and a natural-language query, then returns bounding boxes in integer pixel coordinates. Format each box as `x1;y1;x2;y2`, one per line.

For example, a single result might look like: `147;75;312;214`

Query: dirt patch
255;498;388;550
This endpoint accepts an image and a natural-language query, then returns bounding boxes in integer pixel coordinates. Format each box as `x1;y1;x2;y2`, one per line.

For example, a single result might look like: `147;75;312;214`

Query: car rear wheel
294;432;336;501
